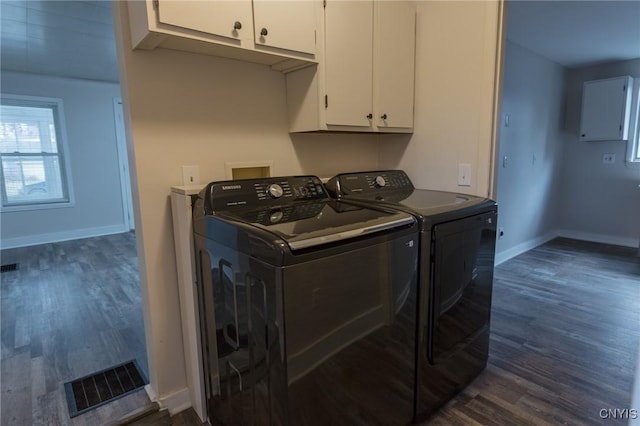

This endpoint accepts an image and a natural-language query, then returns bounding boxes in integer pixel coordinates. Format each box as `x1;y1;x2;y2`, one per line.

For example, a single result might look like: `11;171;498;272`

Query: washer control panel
231;202;326;225
373;175;387;188
266;183;284;199
205;175;328;211
325;170;414;197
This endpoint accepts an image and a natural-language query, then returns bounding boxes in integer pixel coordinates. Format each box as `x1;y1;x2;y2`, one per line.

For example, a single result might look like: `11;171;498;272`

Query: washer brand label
221;185;242;190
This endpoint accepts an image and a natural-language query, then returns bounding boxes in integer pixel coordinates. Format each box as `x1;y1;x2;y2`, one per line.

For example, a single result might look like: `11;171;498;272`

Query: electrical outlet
182;165;200;185
602;153;616;164
498;227;504;239
458;163;471;186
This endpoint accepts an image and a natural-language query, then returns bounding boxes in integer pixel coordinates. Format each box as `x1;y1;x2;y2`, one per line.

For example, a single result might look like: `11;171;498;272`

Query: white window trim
0;94;75;212
625;77;640;165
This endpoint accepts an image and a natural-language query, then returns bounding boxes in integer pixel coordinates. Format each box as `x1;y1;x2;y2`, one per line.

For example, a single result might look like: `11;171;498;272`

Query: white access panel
157;0;253;42
170;186;207;422
579;76;633;142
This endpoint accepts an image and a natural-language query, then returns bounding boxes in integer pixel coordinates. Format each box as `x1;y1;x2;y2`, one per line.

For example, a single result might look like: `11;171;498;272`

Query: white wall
494;42;567;263
560;58;640;247
112;2;383;410
0;72;127;248
379;0;503;198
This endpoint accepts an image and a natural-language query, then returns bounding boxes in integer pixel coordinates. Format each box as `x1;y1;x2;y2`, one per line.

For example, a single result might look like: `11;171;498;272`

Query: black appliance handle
287;216;415;250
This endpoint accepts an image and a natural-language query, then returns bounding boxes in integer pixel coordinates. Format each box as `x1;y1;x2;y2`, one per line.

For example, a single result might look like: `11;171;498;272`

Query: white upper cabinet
579;76;633;142
253;0;316;55
286;0;416;133
156;0;253;42
324;1;374;127
128;0;318;73
374;1;416;130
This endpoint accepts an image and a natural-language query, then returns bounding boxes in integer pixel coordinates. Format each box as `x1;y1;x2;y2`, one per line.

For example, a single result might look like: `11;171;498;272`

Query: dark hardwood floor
1;232;148;426
427;237;640;426
2;235;639;425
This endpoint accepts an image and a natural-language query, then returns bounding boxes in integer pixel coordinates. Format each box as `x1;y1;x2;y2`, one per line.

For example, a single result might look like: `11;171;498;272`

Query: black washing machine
192;175;421;425
325;170;498;421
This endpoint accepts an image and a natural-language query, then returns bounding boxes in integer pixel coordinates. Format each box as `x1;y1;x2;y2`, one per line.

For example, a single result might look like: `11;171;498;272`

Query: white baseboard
495;229;639;266
158;387;192;415
0;224;129;249
144;384;158;403
494;231;559;266
556;229;639;249
144;384;191;416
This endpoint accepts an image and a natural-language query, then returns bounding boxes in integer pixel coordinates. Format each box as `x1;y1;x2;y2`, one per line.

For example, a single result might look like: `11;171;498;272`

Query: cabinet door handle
260;28;268;36
233;21;242;30
366;113;373;120
381;114;387;120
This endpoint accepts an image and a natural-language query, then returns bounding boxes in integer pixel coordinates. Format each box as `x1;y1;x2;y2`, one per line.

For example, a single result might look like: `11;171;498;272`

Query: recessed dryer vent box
225;161;273;180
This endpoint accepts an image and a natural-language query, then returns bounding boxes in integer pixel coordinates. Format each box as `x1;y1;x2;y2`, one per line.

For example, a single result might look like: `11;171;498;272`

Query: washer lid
325;170;495;216
216;200;415;250
345;188;495;219
376;189;479;211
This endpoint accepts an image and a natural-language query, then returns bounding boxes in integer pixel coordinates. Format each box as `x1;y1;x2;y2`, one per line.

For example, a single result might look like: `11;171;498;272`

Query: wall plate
602;153;616;164
458;163;471;186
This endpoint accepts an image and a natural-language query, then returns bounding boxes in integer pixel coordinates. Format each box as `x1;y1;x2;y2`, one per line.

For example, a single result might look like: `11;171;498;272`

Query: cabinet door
580;76;633;141
374;1;415;129
325;0;374;127
253;0;317;55
156;0;253;42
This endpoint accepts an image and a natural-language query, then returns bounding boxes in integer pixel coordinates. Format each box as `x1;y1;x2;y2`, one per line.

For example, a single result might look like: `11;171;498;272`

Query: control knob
269;210;284;223
266;183;284;199
373;176;386;188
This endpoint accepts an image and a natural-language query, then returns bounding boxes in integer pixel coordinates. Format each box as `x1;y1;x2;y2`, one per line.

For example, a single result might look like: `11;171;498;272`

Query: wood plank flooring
427;237;640;426
1;232;148;426
2;235;639;425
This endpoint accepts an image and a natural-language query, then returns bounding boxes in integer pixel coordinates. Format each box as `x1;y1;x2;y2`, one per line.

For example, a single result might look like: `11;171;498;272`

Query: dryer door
427;211;497;364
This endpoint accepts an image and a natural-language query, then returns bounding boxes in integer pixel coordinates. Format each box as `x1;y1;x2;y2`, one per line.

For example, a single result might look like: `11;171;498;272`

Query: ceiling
507;0;640;68
0;1;639;83
0;0;119;82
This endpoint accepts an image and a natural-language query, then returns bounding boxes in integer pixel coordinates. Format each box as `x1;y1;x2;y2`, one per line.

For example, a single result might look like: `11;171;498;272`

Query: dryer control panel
325;170;415;197
203;175;328;212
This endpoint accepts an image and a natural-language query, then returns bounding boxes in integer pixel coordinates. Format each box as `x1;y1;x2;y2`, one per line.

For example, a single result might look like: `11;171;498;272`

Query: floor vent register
64;360;147;417
1;263;19;273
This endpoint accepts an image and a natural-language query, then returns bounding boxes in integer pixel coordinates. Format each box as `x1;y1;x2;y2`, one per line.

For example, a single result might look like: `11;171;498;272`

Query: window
628;79;640;163
0;95;73;210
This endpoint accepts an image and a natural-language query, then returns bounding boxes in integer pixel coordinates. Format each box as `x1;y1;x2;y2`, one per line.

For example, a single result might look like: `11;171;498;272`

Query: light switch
458;163;471;186
182;165;200;185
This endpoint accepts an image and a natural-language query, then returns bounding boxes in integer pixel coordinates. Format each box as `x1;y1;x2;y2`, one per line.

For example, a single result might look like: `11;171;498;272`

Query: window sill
1;200;75;213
